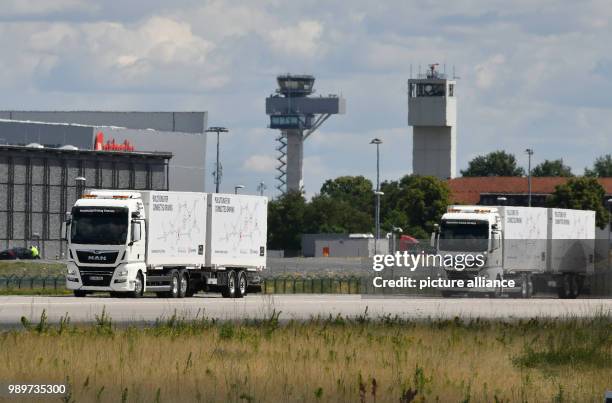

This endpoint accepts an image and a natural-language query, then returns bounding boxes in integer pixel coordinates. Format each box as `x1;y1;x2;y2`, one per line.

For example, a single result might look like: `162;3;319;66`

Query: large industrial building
0;111;208;191
0;111;209;259
0;144;170;259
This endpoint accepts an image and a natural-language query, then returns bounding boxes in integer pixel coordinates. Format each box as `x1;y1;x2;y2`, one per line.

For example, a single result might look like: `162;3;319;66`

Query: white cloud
0;0;91;16
243;154;277;173
267;20;324;57
474;54;505;89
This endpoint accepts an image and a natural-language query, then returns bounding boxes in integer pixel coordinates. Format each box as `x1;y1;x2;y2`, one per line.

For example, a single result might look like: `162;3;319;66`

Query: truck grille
79;266;115;287
76;250;119;265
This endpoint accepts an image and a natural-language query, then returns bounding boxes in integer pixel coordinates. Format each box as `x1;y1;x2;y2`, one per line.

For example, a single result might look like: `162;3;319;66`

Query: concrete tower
266;74;345;194
408;64;457;179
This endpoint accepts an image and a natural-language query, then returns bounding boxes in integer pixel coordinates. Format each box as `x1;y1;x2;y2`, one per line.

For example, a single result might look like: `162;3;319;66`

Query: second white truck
64;190;268;298
432;205;595;298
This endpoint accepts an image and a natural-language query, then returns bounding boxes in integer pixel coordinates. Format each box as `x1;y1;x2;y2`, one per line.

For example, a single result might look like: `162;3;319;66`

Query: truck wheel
519;274;532;299
490;274;503;298
74;290;87;297
558;274;571;299
129;272;144;298
169;269;180;298
569;274;579;299
235;271;247;298
221;270;236;298
178;270;189;298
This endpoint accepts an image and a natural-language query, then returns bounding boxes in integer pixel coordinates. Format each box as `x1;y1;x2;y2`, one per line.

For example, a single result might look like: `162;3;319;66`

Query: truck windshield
439;220;489;252
70;207;128;245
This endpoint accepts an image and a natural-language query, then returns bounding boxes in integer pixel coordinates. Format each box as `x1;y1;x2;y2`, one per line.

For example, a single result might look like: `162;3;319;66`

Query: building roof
0;144;172;159
448;177;612;204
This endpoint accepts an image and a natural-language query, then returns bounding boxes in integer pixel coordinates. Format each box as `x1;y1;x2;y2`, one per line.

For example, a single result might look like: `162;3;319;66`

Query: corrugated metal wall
0;148;169;259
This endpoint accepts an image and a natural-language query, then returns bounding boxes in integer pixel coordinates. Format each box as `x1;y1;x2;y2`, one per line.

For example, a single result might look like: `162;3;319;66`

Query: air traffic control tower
408;64;457;179
266;74;345;194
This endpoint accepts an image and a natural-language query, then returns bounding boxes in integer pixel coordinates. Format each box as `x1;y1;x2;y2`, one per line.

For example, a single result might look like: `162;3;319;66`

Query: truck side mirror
131;221;142;244
61;221;68;241
430;224;439;248
490;231;500;251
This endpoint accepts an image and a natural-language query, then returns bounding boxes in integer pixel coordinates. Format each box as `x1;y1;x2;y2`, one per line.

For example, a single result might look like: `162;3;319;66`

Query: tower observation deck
266;74;345;194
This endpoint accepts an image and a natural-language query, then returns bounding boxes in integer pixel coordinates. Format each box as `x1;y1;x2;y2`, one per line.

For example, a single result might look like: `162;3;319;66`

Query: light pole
206;127;229;193
525;148;533;207
607;198;612;270
391;226;403;254
370;138;383;253
373;191;384;254
257;181;267;196
75;176;86;198
234;185;245;194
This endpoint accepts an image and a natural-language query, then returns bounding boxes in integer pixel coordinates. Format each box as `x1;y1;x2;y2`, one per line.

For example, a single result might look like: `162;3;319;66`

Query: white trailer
434;205;595;298
64;190;268;298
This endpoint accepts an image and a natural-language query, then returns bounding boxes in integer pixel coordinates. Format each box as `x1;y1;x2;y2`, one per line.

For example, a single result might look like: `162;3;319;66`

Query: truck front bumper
66;262;144;292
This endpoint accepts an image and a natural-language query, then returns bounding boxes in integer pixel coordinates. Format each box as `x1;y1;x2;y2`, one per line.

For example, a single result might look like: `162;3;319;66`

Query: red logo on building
94;132;135;152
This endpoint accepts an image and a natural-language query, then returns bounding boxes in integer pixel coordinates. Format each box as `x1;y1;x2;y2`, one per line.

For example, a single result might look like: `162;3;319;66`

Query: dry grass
1;311;611;402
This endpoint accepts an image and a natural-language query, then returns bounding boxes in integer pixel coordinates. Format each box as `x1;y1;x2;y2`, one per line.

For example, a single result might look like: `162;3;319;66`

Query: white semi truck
432;205;595;298
63;190;268;298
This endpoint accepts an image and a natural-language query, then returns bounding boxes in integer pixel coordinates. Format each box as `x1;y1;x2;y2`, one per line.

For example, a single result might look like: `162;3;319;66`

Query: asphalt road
0;295;610;327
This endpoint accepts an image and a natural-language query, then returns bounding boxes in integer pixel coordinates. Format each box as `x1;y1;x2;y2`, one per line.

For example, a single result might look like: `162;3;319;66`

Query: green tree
585;154;612;177
319;176;374;213
267;191;307;250
531;159;573;177
380;175;450;238
461;150;525;177
304;195;372;234
547;177;610;228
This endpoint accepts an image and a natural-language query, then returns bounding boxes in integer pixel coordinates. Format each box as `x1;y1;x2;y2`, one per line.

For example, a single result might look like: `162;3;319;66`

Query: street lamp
206;127;229;193
234;185;245;194
391;226;403;254
607;198;612;270
370;138;383;253
75;176;86;198
257;181;267;196
525;148;533;207
373;190;384;254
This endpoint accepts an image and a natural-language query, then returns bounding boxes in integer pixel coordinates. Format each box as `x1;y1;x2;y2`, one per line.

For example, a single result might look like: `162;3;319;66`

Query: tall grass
0;311;610;402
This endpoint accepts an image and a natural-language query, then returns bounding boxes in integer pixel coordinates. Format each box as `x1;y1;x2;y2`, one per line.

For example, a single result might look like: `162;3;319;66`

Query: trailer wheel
235;271;247;298
558;274;572;299
74;290;87;298
519;274;532;299
569;274;579;299
178;270;189;298
169;269;180;298
221;270;236;298
490;274;503;298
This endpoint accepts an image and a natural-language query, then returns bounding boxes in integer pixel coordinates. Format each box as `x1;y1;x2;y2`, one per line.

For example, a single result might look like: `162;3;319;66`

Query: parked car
0;247;40;260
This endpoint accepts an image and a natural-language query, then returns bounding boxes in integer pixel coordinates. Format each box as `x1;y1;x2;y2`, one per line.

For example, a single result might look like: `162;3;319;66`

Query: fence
0;275;368;294
0;275;66;291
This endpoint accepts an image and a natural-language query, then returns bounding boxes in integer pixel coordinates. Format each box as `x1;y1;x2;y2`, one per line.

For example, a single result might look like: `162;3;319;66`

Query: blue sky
0;0;610;197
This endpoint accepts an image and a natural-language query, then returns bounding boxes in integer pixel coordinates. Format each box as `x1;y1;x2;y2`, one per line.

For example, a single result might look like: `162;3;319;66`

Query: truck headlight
67;267;78;276
117;269;128;277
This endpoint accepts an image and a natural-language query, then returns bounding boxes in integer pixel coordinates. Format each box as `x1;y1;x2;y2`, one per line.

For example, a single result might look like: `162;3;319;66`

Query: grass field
1;311;610;402
0;261;66;277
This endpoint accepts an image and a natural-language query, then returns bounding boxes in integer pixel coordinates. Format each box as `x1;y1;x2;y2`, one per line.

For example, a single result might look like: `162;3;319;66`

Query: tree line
268;153;612;251
461;151;612;178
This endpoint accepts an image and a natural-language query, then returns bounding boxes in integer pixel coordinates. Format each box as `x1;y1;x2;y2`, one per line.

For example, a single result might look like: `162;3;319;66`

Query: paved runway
0;295;611;327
